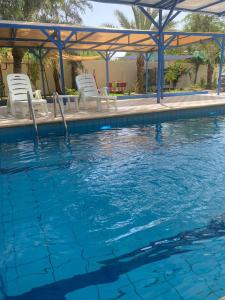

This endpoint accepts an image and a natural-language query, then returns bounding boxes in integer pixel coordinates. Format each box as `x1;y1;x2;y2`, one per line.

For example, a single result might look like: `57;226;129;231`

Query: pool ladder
27;91;68;141
53;92;68;136
27;91;39;141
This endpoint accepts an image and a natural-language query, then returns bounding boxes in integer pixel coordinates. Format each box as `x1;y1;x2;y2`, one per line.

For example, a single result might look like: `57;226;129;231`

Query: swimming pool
1;115;225;300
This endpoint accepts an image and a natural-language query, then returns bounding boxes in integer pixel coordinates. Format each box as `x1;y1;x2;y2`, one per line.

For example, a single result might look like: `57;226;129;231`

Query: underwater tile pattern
2;116;225;299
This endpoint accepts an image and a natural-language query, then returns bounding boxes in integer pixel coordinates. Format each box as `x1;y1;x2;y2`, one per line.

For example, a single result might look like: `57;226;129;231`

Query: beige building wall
0;59;220;96
83;60;137;90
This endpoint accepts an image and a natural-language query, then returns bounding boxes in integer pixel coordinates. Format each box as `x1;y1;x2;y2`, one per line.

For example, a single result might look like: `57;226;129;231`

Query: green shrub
65;88;78;95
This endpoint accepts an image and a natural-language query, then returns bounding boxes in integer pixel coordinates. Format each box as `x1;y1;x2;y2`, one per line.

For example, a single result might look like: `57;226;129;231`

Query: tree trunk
52;60;62;94
172;80;176;90
206;63;214;89
194;64;200;84
135;53;145;94
12;48;26;73
71;62;76;89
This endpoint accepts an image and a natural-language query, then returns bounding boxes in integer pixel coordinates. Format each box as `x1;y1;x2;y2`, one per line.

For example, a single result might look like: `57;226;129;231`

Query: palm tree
113;7;176;93
190;51;207;84
184;14;225;89
0;0;91;73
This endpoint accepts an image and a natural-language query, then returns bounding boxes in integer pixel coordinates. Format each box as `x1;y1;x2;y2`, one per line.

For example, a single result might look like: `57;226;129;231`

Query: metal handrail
27;91;39;141
53;92;68;136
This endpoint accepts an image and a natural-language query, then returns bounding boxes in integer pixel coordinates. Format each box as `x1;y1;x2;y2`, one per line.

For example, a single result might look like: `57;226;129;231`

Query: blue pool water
1;116;225;299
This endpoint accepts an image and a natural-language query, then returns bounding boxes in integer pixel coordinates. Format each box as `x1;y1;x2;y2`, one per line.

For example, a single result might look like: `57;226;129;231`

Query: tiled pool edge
1;103;225;142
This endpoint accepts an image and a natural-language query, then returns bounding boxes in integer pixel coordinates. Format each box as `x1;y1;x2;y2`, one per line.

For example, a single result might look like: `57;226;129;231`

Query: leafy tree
165;62;190;90
183;14;225;89
113;7;176;93
35;0;92;24
183;14;225;33
26;53;40;89
0;0;91;73
190;51;207;84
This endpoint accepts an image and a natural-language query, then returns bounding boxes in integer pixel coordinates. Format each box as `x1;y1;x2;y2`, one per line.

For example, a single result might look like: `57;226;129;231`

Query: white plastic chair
7;74;48;118
75;73;117;111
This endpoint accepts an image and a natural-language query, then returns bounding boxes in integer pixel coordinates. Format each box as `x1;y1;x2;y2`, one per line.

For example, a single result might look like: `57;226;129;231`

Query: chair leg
75;98;79;112
97;99;102;112
43;102;48;115
21;105;28;118
114;100;118;111
45;103;49;115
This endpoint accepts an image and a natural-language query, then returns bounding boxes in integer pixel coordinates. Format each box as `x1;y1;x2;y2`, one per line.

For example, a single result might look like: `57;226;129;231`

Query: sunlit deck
1;93;225;129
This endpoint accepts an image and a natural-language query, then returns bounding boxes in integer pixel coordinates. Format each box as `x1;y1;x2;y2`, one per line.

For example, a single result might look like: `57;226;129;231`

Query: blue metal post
39;50;47;98
157;9;163;103
105;51;110;88
161;34;165;99
218;38;225;95
145;53;150;94
57;31;65;94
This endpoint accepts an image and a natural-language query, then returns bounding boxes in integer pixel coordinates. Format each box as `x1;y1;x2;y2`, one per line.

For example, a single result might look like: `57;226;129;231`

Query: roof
90;0;225;16
0;20;215;53
46;51;101;62
121;54;193;61
0;51;101;63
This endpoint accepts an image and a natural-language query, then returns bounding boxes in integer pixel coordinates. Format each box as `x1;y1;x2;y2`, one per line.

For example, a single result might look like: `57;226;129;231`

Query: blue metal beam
89;0;225;16
41;29;58;47
57;31;65;95
105;52;110;88
166;11;180;25
218;38;225;95
89;34;127;50
0;31;215;52
138;6;159;30
164;34;177;49
148;33;159;44
162;0;179;30
145;53;151;93
63;30;77;47
213;36;222;48
161;34;165;100
65;32;95;49
99;51;115;88
157;9;163;103
1;21;224;38
0;21;163;35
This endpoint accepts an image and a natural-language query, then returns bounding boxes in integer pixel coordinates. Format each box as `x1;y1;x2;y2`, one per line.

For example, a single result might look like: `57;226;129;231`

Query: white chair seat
76;74;117;112
7;74;48;118
16;98;46;104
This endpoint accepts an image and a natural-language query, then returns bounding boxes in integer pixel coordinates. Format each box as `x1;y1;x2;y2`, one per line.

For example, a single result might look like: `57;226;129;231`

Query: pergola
90;0;225;101
0;13;224;101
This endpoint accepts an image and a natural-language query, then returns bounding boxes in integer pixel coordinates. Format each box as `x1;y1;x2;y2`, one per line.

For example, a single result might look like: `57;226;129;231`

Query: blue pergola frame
92;0;225;17
138;3;225;102
0;16;224;102
90;0;225;101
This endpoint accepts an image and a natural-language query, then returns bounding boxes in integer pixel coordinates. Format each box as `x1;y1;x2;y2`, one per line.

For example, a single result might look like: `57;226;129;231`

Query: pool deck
1;92;225;128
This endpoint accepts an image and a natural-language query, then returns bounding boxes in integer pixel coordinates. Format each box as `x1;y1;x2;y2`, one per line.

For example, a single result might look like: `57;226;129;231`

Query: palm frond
114;9;134;29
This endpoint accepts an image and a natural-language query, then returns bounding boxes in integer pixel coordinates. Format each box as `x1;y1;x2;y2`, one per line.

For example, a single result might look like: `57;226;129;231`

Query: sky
82;2;187;57
82;2;187;29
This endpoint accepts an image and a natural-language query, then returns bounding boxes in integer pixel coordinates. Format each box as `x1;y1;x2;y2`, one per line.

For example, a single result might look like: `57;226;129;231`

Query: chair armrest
33;90;42;99
78;89;86;101
99;87;108;96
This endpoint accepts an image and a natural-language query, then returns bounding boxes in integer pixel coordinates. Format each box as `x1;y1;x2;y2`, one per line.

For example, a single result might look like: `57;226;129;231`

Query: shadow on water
2;214;225;299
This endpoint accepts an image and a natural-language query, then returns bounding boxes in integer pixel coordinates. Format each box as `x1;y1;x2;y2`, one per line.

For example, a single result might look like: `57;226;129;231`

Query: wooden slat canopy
0;20;215;53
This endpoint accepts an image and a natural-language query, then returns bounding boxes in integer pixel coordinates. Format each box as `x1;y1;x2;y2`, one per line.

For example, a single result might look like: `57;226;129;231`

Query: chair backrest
76;74;99;97
7;74;34;102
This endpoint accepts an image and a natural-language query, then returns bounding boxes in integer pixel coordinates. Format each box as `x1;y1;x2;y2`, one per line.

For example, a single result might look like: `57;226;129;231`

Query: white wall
0;59;220;96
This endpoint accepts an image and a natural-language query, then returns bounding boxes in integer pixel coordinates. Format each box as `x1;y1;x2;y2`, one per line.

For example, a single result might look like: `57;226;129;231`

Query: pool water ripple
1;116;225;299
